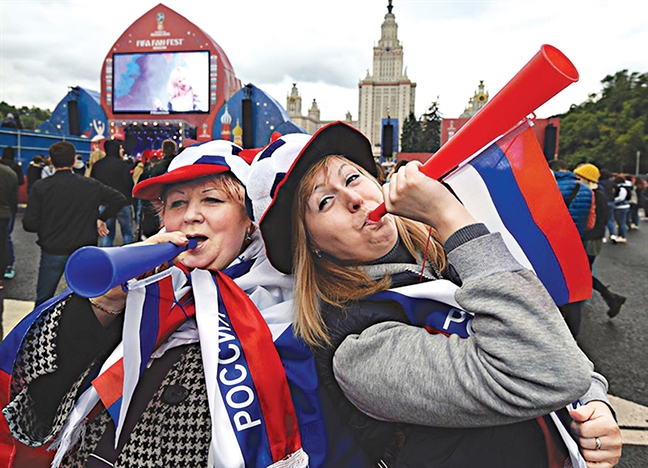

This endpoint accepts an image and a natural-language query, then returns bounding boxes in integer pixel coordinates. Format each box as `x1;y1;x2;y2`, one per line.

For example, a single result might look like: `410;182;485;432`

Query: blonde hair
291;155;446;347
85;150;106;177
168;66;191;98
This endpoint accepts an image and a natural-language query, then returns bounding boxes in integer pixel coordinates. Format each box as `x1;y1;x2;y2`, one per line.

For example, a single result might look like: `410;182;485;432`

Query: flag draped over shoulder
1;267;308;468
75;267;307;468
92;266;194;442
443;120;592;306
0;239;368;467
193;269;305;468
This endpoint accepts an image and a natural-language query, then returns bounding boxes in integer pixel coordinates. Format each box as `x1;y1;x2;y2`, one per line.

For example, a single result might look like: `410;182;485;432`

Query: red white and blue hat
133;140;250;200
249;121;376;274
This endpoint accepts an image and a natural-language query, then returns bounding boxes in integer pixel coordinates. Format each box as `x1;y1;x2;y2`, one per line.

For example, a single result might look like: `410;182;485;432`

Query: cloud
1;0;646;121
236;48;367;88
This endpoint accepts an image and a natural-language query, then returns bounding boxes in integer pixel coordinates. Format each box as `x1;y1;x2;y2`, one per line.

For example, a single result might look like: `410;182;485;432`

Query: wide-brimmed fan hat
248;121;376;274
133;140;249;200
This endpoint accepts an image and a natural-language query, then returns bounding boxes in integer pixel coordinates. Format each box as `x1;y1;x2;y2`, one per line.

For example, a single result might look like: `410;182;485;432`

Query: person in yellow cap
574;163;626;317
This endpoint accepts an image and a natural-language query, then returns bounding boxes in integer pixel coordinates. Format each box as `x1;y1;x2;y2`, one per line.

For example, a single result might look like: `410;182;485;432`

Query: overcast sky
1;0;646;121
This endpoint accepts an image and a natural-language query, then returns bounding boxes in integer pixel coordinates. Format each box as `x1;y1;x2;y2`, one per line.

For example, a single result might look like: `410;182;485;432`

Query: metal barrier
1;129;94;204
0;128;93;173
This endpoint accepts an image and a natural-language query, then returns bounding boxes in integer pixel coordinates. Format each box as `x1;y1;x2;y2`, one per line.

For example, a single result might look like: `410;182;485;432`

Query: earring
314;250;322;258
245;228;252;242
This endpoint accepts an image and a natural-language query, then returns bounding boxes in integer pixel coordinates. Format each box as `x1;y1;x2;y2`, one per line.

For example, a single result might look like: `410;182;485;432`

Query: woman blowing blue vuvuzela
0;139;372;467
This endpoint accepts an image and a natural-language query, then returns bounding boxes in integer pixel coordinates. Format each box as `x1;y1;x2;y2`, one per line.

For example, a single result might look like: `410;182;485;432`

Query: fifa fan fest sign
134;38;186;48
100;4;242;144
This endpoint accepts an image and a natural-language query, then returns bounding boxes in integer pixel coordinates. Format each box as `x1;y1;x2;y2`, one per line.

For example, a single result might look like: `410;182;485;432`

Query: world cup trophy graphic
157;12;165;31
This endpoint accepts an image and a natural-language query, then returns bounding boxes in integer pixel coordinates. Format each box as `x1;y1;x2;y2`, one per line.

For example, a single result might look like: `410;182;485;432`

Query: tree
400;112;422;152
0;101;51;130
557;70;648;173
420;100;442;153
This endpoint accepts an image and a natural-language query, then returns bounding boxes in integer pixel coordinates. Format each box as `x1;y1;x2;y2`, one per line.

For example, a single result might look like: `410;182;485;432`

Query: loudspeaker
68;100;81;136
242;98;253;148
543;124;557;160
382;122;394;161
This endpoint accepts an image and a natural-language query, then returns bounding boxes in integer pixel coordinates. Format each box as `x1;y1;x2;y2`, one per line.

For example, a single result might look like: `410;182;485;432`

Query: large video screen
112;51;210;114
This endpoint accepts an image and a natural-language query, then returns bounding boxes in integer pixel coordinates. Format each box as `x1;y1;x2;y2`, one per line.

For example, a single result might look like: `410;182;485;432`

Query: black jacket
148;155;174;178
26;163;43;194
0;160;25;186
23;170;127;255
598;178;615;204
0;164;18;219
91;143;134;202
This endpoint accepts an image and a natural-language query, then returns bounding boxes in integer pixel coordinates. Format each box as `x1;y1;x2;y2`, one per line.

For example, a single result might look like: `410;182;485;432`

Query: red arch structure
101;3;242;145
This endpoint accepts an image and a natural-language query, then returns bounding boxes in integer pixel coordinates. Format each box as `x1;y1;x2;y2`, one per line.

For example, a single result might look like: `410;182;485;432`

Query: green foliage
557;71;648;174
400;112;422;152
0;101;52;131
420;100;442;153
401;100;442;153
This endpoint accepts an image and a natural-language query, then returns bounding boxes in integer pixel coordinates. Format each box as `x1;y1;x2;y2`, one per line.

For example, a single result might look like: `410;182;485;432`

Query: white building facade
286;83;322;135
286;83;356;135
358;0;416;156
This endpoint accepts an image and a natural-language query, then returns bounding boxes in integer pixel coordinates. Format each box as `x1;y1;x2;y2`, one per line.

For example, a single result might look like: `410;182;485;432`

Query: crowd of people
0;139;183;290
546;159;646;336
0;124;636;466
597;168;646;244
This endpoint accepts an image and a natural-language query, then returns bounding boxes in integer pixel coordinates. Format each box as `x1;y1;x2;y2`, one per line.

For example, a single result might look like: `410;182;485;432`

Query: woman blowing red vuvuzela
248;121;622;468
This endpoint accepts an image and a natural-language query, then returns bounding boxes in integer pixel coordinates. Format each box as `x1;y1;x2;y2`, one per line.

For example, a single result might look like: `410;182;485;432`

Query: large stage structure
1;3;306;203
100;3;241;153
24;4;303;158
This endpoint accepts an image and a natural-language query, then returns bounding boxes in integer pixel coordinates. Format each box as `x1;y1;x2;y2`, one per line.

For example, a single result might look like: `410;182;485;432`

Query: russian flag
93;266;307;466
443;120;591;306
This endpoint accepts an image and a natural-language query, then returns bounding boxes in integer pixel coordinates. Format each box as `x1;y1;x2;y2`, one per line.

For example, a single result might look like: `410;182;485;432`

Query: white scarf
50;232;305;468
